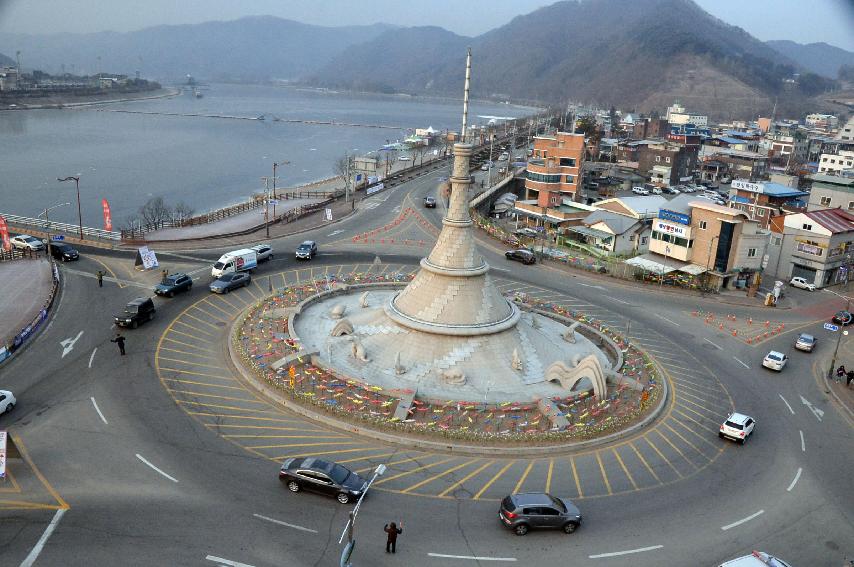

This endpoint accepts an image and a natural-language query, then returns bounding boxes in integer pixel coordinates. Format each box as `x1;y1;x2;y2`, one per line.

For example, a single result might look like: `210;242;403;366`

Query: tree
139;197;172;227
172;201;195;222
575;115;602;145
333;154;354;198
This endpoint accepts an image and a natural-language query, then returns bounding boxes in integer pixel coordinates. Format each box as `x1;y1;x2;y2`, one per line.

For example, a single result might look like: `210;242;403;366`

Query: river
0;83;533;227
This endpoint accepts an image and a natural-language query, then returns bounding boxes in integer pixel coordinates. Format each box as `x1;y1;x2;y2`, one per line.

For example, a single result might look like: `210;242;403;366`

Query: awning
567;226;612;239
625;254;679;274
679;264;708;275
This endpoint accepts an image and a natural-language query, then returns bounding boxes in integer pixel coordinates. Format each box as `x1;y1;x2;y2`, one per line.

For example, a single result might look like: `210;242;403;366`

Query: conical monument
385;48;521;336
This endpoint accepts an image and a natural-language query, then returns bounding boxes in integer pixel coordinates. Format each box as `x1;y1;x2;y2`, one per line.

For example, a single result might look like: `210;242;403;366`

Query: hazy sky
0;0;852;51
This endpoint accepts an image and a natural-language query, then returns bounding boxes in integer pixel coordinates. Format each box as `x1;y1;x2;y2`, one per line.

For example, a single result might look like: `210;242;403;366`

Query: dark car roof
54;243;74;251
298;241;315;247
218;273;241;281
128;297;152;306
285;457;330;471
164;273;188;282
509;492;556;506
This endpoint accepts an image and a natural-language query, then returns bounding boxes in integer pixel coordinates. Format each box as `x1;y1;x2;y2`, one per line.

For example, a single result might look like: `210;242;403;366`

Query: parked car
0;390;16;414
631;186;649;195
718;551;793;567
762;350;788;371
650;187;662;195
505;249;536;265
481;161;493;171
114;297;156;329
295;240;318;260
210;272;251;294
424;196;437;208
49;243;79;261
498;492;582;536
832;310;853;325
279;457;368;504
719;412;755;444
789;276;815;291
251;243;274;263
794;333;817;352
682;185;697;193
11;234;45;251
154;272;193;297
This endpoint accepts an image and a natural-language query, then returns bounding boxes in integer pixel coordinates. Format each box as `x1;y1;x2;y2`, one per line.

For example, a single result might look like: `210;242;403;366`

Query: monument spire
460;47;471;143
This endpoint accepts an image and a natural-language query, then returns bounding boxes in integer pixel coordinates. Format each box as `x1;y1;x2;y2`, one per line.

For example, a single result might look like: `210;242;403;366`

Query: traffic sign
823;323;839;332
268;199;279;205
51;235;65;241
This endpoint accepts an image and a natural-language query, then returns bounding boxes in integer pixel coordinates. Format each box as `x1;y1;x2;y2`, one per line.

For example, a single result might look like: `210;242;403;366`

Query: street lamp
38;202;71;257
57;175;83;239
337;463;387;566
824;288;851;383
272;160;289;199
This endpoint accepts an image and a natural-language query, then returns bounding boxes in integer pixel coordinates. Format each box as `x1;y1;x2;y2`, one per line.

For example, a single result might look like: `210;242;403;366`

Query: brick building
525;132;585;207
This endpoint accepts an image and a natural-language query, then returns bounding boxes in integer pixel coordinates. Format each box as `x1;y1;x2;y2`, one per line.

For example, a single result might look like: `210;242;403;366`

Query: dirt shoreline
0;87;181;110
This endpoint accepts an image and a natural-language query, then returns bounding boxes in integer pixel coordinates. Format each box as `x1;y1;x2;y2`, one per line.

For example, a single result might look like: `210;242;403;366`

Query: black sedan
50;243;79;262
155;273;193;297
424;196;437;208
209;272;251;294
505;249;536;265
279;457;368;504
832;311;853;325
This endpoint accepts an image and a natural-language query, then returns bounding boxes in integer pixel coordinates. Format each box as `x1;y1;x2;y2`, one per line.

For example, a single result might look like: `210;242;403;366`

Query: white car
0;390;16;414
631;186;649;195
762;350;788;371
718;551;792;567
11;234;45;251
789;276;815;291
650;187;662;195
719;412;755;444
251;243;273;262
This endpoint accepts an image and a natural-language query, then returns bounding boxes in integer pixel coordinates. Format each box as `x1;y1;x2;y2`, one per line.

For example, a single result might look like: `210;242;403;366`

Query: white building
805;113;838;131
836;116;854;142
818;150;854;176
665;101;708;128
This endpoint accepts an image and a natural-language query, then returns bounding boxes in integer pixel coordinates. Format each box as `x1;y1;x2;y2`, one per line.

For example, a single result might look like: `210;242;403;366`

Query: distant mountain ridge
0;52;14;66
766;40;854;79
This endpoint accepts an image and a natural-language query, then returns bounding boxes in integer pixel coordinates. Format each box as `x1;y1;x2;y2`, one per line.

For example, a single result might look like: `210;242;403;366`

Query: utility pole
825;289;851;384
261;177;271;238
337;464;386;567
272;160;289;199
57;175;83;240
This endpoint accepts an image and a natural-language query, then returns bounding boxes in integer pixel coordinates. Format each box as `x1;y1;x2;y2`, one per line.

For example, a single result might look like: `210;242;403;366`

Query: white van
211;249;258;278
718;551;793;567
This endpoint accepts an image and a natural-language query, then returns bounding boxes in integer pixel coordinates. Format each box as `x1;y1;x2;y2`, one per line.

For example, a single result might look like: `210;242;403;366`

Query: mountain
311;0;834;120
0;16;394;82
766;40;854;79
0;52;14;66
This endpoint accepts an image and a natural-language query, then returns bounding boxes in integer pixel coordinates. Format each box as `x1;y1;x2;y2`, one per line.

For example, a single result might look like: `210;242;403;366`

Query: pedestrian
836;365;846;383
383;520;403;554
110;333;126;356
161;269;169;284
847;370;854;387
97;270;104;287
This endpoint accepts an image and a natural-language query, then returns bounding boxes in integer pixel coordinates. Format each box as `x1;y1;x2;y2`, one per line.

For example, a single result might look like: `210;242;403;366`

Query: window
526;171;561;184
802;223;813;231
848;201;854;210
665;156;671;163
820;196;832;206
565;175;574;183
747;248;757;257
774;237;782;246
698;220;707;230
641;236;648;245
559;157;576;167
655;156;661;162
757;208;765;217
796;240;823;256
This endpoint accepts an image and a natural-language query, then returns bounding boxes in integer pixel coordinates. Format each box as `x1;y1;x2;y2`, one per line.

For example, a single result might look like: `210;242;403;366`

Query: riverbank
0;87;181;110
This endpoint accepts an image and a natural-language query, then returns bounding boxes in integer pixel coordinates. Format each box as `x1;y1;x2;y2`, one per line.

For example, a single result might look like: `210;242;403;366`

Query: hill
0;16;394;82
766;40;854;79
0;52;14;66
311;0;834;120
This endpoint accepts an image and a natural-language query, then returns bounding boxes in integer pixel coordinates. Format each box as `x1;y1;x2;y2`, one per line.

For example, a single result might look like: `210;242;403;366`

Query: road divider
88;347;97;368
20;509;67;567
733;357;750;369
799;430;805;452
779;394;795;415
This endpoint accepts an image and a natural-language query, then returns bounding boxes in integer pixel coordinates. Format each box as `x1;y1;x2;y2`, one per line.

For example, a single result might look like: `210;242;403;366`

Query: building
632;118;669;139
525;132;585;207
767;208;854;287
0;66;18;91
665;101;708;128
637;140;699;187
727;179;808;228
838;116;854;142
699;147;768;180
805;114;839;131
565;209;650;256
818;149;854;176
807;174;854;211
762;131;809;163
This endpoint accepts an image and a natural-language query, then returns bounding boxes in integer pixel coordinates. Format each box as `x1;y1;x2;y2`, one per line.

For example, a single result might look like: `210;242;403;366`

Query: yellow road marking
401;459;481;494
12;433;69;510
182;311;225;330
160;368;234;380
168;327;214;342
272;446;387;461
203;423;314;430
675;400;720;424
544;458;555;494
0;468;21;492
334;452;397;465
173;320;215;338
438;460;495;498
612;448;638;490
223;434;350;440
643;437;682;478
655;430;697;469
280;272;288;288
473;460;516;500
248;441;362;450
570;456;583;497
253;278;267;296
159;346;216;359
668;415;722;448
189;413;299;423
672;408;719;435
336;265;344;276
214;294;241;311
162;378;243;390
162;336;215;352
663;422;713;458
242;282;263;301
595;452;613;495
677;395;725;417
176;400;280;414
374;457;457;485
629;442;661;483
91;256;126;288
167;389;268;404
512;460;535;494
671;377;724;394
157;357;225;370
199;297;234;317
356;454;425;474
295;269;301;285
676;387;725;406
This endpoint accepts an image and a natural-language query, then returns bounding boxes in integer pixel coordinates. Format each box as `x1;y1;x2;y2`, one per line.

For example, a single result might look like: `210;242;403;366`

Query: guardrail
2;213;121;240
1;261;59;365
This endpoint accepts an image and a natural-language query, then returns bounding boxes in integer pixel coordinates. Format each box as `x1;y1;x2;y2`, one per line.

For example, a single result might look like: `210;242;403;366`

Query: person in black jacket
383;521;403;553
110;333;126;356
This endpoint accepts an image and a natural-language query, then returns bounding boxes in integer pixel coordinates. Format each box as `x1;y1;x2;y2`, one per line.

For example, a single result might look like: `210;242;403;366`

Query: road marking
428;553;517;562
512;460;535;494
59;330;84;358
654;313;680;327
88;347;97;368
733;357;750;369
327;229;344;237
575;282;605;290
604;295;630;305
799;430;805;452
787;468;802;492
721;509;764;531
90;397;108;425
779;394;795;415
20;508;67;567
473;460;516;500
703;338;722;350
799;395;824;422
135;454;179;483
205;556;256;567
253;513;318;533
589;545;664;559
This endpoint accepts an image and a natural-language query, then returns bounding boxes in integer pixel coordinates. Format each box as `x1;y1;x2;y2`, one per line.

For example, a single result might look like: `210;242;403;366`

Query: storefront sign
659;209;690;225
732;179;764;193
654;220;687;238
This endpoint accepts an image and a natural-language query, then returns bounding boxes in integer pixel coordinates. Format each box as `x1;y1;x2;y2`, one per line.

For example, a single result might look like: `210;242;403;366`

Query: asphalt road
1;164;852;567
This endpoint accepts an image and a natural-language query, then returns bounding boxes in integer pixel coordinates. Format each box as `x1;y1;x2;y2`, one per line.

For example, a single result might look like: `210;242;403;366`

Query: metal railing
2;213;121;240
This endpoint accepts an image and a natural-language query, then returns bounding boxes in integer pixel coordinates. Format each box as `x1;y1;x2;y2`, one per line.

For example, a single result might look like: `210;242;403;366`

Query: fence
2;213;121;241
1;261;60;364
0;249;25;263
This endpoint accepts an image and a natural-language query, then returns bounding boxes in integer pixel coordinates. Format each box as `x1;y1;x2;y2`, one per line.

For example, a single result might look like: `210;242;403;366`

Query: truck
211;249;258;278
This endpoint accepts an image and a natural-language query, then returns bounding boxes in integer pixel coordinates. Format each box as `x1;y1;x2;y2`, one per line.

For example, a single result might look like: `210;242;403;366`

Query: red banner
102;199;113;232
0;216;10;252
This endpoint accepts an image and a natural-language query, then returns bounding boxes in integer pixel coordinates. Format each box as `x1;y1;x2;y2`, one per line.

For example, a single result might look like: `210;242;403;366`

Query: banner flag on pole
102;199;113;232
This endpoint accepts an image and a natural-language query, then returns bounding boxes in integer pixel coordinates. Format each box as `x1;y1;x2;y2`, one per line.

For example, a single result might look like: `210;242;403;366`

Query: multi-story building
0;67;18;91
818;150;854;176
838;116;854;142
807;174;854;212
665;101;708;128
762;131;809;163
524;132;585;207
727;179;808;229
637;141;699;187
699;147;768;180
632;118;669;139
805;113;839;131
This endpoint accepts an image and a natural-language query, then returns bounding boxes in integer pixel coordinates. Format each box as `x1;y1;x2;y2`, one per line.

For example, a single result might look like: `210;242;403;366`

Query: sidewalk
0;258;53;348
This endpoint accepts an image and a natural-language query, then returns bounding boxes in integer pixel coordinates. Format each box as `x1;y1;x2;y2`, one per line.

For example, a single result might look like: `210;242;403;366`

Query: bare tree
139;197;172;227
172;201;195;223
333;154;353;196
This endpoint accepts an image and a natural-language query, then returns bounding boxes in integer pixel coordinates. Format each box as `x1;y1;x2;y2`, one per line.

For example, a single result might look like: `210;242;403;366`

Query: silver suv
295;240;317;260
498;492;581;536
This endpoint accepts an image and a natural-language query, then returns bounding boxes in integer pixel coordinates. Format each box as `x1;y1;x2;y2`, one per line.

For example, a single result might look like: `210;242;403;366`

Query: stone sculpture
359;292;370;308
330;319;354;337
562;322;580;343
350;339;369;362
511;348;523;372
544;354;607;399
440;367;466;386
394;351;406;375
330;304;346;319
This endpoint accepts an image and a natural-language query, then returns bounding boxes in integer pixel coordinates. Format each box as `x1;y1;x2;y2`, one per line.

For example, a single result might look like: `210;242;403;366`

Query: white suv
789;276;815;291
719;412;755;444
631;186;649;195
718;551;792;567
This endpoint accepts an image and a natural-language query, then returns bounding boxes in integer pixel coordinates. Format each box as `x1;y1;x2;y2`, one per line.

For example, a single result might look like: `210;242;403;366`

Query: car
279;457;368;504
718;551;793;567
761;350;788;371
154;273;193;297
794;333;817;352
0;390;16;414
398;155;412;161
789;276;815;291
295;240;318;260
481;161;494;171
210;272;251;294
499;166;507;174
682;185;696;193
498;492;582;536
49;243;79;261
650;187;662;195
631;186;649;195
11;234;45;251
114;297;156;328
424;196;437;208
832;310;853;325
251;243;274;262
505;249;536;265
719;412;755;444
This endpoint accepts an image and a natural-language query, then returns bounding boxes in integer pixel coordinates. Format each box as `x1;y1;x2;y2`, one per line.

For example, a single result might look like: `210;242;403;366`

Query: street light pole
337;463;387;566
38;202;71;258
57;175;83;240
825;288;851;383
272;160;289;199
